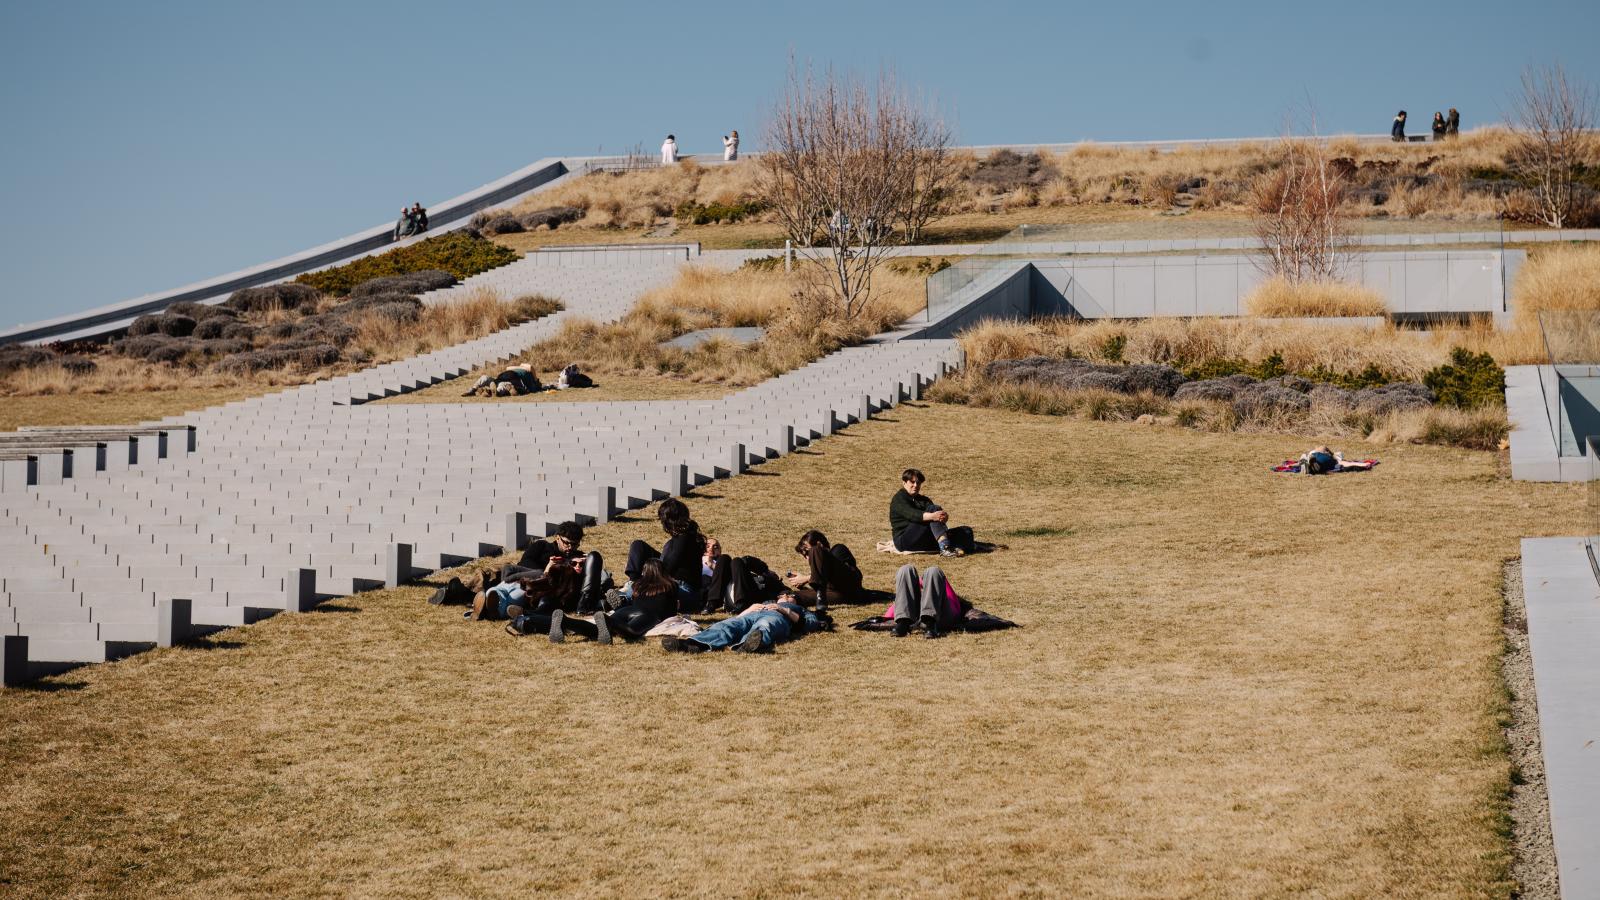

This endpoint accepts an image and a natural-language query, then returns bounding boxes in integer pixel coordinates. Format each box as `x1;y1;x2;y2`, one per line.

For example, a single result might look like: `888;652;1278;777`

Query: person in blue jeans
661;599;827;654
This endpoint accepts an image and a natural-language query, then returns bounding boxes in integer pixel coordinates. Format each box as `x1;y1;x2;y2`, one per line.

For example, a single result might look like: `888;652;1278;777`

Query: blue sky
2;0;1597;327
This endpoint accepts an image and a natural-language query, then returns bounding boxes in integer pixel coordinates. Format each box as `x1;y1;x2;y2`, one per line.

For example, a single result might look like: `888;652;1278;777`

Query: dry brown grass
0;403;1579;896
379;372;732;406
1511;243;1600;326
0;387;270;433
491;132;1536;251
1243;276;1391;318
515;265;924;388
929;375;1511;450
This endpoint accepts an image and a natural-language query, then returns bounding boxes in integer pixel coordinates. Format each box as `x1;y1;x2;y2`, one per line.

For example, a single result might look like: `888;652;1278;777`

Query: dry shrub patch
1243;276;1390;318
0;290;561;399
1510;242;1600;325
293;231;518;296
516;265;924;387
0;404;1580;896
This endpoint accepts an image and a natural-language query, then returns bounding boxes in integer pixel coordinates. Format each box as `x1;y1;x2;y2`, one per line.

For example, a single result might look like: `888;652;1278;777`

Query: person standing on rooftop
723;130;739;161
1391;110;1407;142
1431;112;1447;141
1446;108;1460;138
661;134;678;164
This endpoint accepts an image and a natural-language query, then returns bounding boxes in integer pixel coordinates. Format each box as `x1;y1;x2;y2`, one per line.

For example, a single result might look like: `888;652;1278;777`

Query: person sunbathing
661;598;830;654
462;364;541;397
510;559;679;644
1298;446;1375;475
700;535;778;615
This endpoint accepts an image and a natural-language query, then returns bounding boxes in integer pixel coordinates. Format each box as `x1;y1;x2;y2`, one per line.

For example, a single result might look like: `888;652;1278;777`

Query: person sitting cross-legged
661;597;831;654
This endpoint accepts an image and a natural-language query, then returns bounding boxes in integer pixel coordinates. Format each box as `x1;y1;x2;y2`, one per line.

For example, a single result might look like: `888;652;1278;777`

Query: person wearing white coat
723;130;739;161
661;134;678;164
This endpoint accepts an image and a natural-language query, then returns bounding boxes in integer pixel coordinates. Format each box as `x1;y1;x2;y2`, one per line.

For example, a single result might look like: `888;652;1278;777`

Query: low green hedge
295;231;518;296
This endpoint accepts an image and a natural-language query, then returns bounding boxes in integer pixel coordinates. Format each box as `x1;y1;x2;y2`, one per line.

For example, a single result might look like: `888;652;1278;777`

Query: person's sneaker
661;635;685;653
593;612;613;645
938;544;964;558
603;588;625;611
892;619;912;638
921;616;943;639
548;609;566;644
504;605;524;620
735;630;770;654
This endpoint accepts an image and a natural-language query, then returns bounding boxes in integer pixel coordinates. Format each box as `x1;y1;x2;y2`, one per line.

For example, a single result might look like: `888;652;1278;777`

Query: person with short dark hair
890;469;968;557
412;202;428;232
1446;108;1460;138
471;559;577;621
1431;112;1447;141
498;521;606;613
1391;110;1407;142
519;559;679;644
781;529;862;609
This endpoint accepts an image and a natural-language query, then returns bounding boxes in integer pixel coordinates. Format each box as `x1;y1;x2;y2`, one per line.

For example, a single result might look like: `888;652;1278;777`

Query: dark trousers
702;554;770;613
893;504;948;552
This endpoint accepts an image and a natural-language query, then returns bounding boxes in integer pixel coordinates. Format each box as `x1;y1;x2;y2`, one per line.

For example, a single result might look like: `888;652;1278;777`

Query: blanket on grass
1272;458;1378;474
875;540;1009;555
850;610;1020;633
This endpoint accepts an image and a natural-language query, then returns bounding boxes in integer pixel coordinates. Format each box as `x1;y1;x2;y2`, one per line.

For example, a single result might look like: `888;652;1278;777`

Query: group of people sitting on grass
429;470;1006;652
462;363;593;397
393;202;429;241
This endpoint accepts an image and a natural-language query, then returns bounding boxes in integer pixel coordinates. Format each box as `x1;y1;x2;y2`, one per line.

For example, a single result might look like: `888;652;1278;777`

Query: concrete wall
1556;367;1600;457
910;249;1518;341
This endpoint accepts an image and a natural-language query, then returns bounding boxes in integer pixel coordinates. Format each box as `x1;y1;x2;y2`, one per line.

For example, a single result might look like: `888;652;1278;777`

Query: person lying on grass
470;559;577;621
890;468;973;557
1297;446;1377;475
462;363;541;397
661;597;832;654
781;529;863;609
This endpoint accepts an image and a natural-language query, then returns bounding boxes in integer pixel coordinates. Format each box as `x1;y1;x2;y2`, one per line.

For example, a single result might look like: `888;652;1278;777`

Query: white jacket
661;139;678;164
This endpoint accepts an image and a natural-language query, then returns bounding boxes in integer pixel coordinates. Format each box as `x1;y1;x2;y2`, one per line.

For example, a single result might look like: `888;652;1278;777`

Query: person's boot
603;588;625;612
892;619;912;638
593;612;613;645
735;629;770;654
662;635;706;653
921;615;943;639
548;609;566;644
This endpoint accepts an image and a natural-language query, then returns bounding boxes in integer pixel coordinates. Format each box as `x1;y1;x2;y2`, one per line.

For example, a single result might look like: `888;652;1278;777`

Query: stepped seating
1;249;960;683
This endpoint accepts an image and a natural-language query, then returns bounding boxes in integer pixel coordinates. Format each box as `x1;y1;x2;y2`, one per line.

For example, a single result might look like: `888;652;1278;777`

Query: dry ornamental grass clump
1243;277;1391;318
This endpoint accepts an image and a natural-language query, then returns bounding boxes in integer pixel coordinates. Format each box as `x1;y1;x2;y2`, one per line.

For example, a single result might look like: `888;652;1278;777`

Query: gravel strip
1503;559;1560;899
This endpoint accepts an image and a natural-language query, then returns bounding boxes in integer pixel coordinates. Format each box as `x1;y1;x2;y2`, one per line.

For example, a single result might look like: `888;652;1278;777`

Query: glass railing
1539;310;1600;457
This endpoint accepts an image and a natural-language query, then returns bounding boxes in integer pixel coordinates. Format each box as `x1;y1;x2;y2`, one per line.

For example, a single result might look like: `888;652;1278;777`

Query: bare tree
1508;63;1597;228
1251;136;1354;283
759;64;954;319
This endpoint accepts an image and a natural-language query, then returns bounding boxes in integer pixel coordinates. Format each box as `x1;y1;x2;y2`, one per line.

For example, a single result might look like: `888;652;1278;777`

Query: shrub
215;348;296;374
739;256;785;272
474;214;523;235
220;321;258;341
349;270;456;298
970;149;1057;193
145;341;197;365
985;356;1186;397
1424;348;1506;409
518;206;583;231
198;338;252;356
334;293;423;316
112;334;186;361
193;317;234;339
294;231;518;296
1419;407;1512;450
0;346;57;374
296;344;341;368
57;355;97;375
226;283;320;313
673;199;768;225
166;301;236;320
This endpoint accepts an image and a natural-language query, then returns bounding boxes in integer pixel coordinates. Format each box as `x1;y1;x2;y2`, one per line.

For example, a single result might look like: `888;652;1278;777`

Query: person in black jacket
1391;110;1407;142
782;530;862;609
495;521;606;613
701;535;778;614
1431;112;1447;141
889;468;968;557
624;498;706;613
1446;108;1460;138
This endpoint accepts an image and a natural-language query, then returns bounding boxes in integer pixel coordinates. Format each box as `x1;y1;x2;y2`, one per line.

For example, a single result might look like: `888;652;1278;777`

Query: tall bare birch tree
1251;136;1353;283
1508;63;1597;228
759;65;953;319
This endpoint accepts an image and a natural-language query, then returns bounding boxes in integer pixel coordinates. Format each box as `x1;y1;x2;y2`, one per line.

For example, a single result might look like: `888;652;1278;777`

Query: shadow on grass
312;604;362;614
181;638;246;651
15;679;87;693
